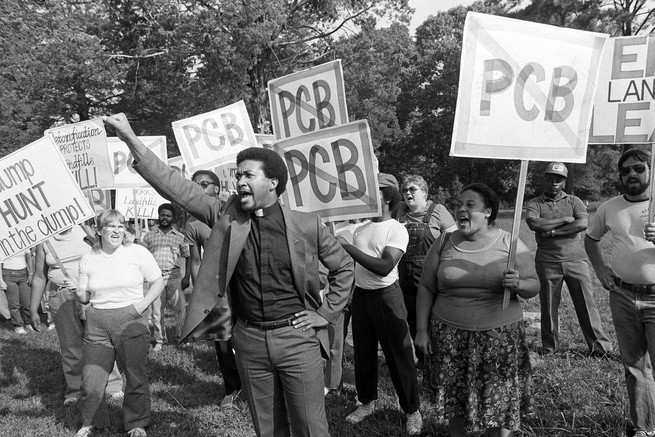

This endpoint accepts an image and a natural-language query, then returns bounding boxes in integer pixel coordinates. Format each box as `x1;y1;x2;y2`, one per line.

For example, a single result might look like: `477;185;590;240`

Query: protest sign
85;189;112;214
114;188;167;220
172;101;258;174
168;156;189;179
45;119;115;189
274;120;380;222
590;34;655;144
451;12;607;163
0;136;95;261
107;136;167;188
269;60;349;141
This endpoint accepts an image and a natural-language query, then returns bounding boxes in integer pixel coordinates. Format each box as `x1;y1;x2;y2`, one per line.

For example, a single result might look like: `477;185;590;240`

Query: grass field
0;209;631;436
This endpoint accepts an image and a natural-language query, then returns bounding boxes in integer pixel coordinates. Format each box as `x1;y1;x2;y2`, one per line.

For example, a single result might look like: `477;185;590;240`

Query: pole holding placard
649;144;655;223
45;240;71;280
502;160;529;310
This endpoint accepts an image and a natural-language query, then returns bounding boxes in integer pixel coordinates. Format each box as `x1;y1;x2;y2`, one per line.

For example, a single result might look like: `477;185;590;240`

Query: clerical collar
252;202;282;218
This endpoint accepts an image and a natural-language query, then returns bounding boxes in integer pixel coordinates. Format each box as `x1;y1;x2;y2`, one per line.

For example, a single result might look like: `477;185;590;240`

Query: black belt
241;317;295;330
614;277;655;294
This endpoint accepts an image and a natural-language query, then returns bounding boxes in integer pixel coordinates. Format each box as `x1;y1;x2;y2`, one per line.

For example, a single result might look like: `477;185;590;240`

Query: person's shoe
127;428;147;437
74;426;94;437
25;324;35;332
106;391;124;406
220;389;244;408
406;410;423;435
14;326;27;335
47;322;56;332
346;400;376;424
152;343;163;353
63;397;79;407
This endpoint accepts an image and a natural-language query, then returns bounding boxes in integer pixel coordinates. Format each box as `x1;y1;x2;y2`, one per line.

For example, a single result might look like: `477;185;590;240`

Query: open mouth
457;215;469;225
239;191;252;201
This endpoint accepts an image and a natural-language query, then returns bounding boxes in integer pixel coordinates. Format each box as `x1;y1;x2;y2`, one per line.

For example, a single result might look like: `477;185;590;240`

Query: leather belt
614;277;655;294
241;317;295;330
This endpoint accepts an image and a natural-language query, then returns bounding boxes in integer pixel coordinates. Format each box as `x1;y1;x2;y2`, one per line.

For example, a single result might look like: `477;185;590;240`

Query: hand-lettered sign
0;136;95;261
268;60;349;141
45;119;115;189
273;120;380;222
114;188;167;220
172;101;258;174
451;12;607;163
590;35;655;144
106;137;167;188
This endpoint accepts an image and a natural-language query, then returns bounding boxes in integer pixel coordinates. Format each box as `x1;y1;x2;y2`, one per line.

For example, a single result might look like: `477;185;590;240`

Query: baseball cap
378;173;399;190
544;162;568;178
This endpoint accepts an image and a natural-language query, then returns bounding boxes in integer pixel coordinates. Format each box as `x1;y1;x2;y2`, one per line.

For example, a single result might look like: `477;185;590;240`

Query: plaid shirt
141;225;189;274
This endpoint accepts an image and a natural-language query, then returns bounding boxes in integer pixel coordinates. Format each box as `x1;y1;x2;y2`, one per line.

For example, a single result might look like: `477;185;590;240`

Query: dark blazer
133;150;354;357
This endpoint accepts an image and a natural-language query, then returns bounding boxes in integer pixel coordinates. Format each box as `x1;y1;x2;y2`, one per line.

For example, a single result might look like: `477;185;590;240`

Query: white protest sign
84;189;112;214
172;101;258;174
107;136;167;188
451;12;607;163
590;35;655;144
275;120;380;221
0;136;95;261
114;188;167;220
45;119;115;189
268;60;349;141
168;156;189;179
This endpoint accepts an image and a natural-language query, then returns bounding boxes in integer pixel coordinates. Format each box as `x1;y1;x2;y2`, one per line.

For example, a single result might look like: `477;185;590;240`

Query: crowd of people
2;114;655;437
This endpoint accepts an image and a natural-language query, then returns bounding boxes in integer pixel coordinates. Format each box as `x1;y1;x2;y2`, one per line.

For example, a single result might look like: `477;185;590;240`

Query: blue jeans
3;268;31;327
48;286;123;401
232;320;329;437
537;258;612;353
80;305;150;431
610;287;655;433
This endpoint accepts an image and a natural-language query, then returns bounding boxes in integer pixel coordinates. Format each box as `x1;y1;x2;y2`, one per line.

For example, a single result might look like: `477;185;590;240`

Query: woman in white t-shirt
67;210;163;437
1;249;33;333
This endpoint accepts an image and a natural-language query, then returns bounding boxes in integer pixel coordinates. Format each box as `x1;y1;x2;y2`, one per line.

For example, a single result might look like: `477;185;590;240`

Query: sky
408;0;477;33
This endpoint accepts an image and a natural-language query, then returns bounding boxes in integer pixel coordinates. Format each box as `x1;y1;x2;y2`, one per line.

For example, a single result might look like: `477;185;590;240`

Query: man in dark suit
104;113;354;437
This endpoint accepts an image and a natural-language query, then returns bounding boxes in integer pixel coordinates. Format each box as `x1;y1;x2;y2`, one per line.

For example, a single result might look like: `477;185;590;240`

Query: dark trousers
351;283;419;414
232;320;329;437
214;339;242;395
81;305;150;431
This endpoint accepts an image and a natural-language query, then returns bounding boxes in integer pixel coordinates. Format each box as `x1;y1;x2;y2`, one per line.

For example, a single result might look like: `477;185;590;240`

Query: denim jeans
80;305;150;431
48;286;123;401
3;268;31;327
610;287;655;433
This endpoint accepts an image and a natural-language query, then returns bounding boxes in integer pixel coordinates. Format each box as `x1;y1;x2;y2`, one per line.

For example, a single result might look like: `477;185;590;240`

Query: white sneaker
47;323;56;332
63;397;79;407
345;400;376;424
14;326;27;335
74;426;94;437
127;427;147;437
152;344;163;353
406;410;423;435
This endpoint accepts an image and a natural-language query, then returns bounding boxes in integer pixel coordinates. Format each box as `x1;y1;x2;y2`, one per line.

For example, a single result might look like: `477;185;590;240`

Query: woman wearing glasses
67;210;164;437
396;175;456;367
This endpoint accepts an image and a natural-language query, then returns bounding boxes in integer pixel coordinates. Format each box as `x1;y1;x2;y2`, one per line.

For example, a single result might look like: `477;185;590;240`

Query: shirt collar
253;202;282;219
542;191;567;201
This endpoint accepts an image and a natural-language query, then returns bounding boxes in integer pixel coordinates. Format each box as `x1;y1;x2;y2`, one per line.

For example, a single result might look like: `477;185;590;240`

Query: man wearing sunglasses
585;148;655;437
526;162;612;357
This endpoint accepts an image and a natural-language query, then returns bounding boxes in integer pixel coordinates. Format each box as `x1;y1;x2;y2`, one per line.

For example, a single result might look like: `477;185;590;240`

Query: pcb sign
107;137;167;188
0;136;95;261
275;121;380;221
451;12;607;163
269;60;349;141
590;35;655;144
172;101;258;174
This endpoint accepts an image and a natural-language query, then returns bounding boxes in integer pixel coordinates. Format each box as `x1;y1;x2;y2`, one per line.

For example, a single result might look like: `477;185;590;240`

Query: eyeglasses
402;187;420;194
197;181;216;189
619;164;647;176
104;224;125;232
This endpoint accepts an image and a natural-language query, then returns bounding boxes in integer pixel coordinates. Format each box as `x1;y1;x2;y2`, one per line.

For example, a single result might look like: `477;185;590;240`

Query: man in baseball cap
525;162;612;356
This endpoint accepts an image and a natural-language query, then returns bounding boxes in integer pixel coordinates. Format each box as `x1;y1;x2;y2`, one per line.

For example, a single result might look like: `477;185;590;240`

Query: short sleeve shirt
353;219;409;289
526;192;587;262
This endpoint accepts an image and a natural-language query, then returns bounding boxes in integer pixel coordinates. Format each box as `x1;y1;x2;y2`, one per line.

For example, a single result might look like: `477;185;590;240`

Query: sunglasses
619;164;647;176
402;187;420;194
197;181;216;189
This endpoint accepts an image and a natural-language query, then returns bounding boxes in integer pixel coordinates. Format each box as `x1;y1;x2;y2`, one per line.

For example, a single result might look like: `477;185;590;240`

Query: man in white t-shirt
585;148;655;437
337;173;422;435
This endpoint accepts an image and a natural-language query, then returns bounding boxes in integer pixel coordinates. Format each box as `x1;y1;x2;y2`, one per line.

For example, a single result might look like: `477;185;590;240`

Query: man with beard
585;148;655;437
141;203;189;352
526;163;612;356
183;169;242;407
103;113;354;437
